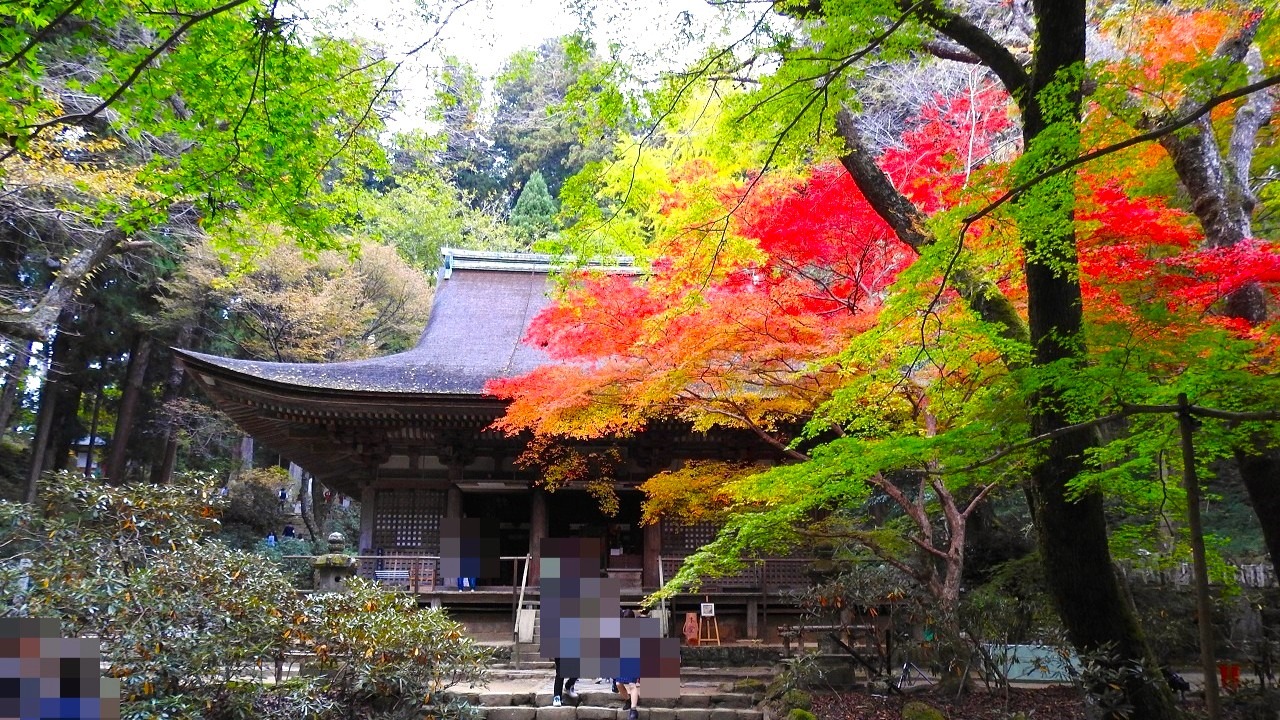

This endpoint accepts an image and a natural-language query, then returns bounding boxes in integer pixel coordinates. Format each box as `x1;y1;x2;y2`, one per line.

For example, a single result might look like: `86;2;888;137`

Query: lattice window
763;558;812;590
373;489;445;551
661;520;719;555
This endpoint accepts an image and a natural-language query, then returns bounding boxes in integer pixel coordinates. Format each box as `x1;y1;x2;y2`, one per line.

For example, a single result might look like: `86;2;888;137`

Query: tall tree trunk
25;308;76;503
1016;2;1176;717
884;1;1176;715
149;328;193;485
84;390;102;477
1155;30;1280;579
104;333;153;484
0;341;32;434
291;462;319;543
1236;446;1280;574
43;312;85;475
44;339;84;476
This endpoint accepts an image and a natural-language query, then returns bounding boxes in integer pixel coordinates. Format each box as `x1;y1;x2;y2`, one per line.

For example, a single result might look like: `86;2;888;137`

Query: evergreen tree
509;171;558;243
491;38;613;201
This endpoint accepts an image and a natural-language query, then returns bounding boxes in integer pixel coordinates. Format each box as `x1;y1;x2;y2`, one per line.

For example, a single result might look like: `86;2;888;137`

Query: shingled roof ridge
440;247;640;277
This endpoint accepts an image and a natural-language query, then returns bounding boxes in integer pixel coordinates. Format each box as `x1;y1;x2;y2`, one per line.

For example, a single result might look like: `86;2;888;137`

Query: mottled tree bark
1012;4;1176;716
1152;23;1280;581
149;327;193;485
104;333;153;483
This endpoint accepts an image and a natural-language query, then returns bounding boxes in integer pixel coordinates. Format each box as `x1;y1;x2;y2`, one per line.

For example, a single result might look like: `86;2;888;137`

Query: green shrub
780;689;812;711
221;466;292;548
255;535;320;589
305;578;491;715
785;709;816;720
0;472;488;719
901;701;945;720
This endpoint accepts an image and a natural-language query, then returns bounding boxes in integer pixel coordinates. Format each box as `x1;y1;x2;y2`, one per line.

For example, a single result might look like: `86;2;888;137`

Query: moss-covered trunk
1017;3;1178;718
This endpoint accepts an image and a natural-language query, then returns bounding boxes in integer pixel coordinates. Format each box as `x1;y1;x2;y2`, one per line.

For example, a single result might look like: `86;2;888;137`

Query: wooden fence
1119;562;1276;588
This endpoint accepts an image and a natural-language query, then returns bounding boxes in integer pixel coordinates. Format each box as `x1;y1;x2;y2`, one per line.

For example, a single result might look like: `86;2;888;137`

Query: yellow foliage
640;461;756;526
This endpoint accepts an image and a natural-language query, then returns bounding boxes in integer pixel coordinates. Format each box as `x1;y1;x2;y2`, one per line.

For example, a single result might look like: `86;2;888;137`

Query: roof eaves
440;247;642;278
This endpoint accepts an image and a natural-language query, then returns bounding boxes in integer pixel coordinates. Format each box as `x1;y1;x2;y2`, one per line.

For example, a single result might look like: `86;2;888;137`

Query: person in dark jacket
552;657;578;706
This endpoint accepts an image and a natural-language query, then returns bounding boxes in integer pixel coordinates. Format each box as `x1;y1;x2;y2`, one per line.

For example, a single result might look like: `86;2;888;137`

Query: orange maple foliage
488;87;1016;457
489;69;1280;517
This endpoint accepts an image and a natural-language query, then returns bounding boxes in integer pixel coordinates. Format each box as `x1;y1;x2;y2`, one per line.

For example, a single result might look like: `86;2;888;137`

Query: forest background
2;1;1280;718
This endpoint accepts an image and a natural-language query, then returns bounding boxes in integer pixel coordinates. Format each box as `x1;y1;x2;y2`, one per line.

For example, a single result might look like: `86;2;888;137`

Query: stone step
463;692;759;711
492;662;556;671
480;708;763;720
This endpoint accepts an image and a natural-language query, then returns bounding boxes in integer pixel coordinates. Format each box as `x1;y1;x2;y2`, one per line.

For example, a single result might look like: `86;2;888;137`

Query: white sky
295;0;752;130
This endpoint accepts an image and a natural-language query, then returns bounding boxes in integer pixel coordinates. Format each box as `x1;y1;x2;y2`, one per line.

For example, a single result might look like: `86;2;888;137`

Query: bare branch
912;0;1029;99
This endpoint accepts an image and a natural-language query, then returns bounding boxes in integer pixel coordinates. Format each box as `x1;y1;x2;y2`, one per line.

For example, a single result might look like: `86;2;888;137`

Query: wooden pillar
359;483;376;551
747;598;759;639
643;519;661;589
446;483;463;519
529;488;547;584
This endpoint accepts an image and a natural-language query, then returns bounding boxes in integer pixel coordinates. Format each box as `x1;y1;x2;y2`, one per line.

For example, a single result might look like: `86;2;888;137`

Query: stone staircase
489;606;769;719
459;688;765;720
511;605;546;667
455;668;770;720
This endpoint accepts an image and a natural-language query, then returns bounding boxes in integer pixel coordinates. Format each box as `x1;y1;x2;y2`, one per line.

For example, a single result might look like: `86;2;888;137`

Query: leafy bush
900;701;944;720
255;536;320;589
322;501;361;549
779;689;812;711
0;472;297;710
1072;643;1162;720
305;578;491;717
220;466;292;549
0;472;488;719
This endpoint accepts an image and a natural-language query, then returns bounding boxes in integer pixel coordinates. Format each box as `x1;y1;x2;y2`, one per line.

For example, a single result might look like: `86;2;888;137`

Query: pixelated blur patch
0;618;120;719
536;537;680;697
440;517;501;579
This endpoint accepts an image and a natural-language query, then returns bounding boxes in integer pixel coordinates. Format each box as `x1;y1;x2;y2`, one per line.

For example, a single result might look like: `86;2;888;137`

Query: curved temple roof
174;249;642;492
177;248;639;394
180;265;548;395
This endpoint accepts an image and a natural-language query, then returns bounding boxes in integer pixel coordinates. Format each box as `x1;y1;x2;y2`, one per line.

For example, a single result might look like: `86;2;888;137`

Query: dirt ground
811;686;1088;720
811;686;1280;720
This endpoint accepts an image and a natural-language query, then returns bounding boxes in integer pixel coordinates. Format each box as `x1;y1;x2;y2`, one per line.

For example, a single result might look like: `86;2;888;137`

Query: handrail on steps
513;554;532;668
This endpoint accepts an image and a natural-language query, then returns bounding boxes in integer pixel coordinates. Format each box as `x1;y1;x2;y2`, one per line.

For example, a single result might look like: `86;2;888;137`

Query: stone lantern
313;532;357;592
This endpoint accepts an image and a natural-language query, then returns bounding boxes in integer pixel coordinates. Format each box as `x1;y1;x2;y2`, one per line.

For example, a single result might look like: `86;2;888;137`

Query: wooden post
643;520;661;589
359;484;376;551
446;483;463;519
529;488;547;584
1179;393;1219;720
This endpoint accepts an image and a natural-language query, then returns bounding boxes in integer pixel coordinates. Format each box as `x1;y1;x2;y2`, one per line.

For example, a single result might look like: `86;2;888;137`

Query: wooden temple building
177;249;816;642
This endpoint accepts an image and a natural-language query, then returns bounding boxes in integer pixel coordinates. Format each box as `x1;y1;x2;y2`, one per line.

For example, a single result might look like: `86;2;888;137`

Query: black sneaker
628;709;639;720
